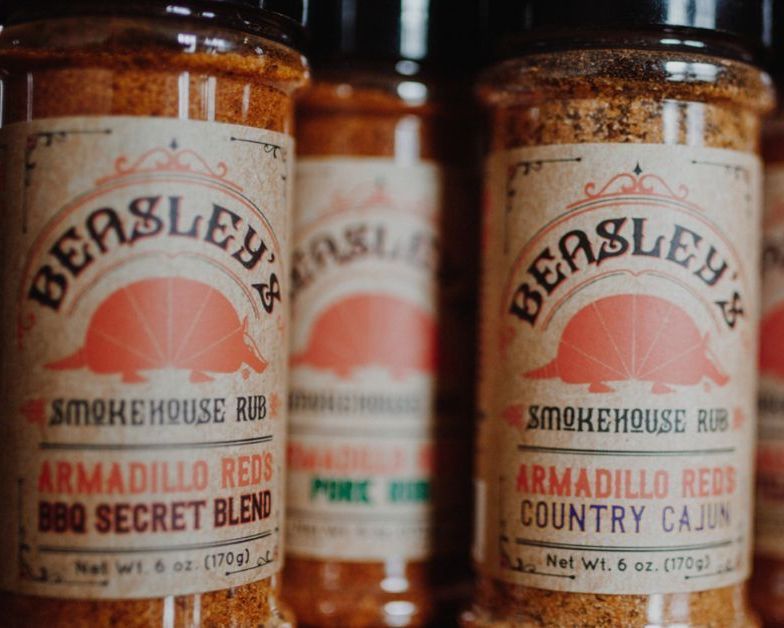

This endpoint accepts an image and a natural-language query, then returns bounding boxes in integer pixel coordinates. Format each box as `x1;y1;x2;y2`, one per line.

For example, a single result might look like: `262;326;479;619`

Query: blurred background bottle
284;1;480;625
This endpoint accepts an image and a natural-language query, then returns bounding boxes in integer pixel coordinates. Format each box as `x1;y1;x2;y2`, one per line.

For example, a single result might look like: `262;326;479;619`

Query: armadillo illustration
525;293;729;394
46;277;267;383
760;305;784;379
291;293;435;379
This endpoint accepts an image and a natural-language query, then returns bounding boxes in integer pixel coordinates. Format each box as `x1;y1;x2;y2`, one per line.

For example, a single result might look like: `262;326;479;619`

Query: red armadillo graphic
291;293;435;379
760;305;784;379
46;277;267;383
525;294;729;394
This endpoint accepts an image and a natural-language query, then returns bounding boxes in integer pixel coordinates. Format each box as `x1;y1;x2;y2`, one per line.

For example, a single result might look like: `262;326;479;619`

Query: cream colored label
476;144;759;594
758;162;784;559
287;158;462;560
0;117;292;598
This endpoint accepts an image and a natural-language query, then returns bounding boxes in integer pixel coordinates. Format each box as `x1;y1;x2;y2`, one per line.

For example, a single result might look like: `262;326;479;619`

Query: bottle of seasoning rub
465;1;773;626
284;0;478;625
0;1;307;626
752;3;784;624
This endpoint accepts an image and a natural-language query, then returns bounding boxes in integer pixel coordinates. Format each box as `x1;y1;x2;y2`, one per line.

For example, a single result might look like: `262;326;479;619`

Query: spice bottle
752;3;784;623
0;1;307;626
283;0;478;625
466;1;774;626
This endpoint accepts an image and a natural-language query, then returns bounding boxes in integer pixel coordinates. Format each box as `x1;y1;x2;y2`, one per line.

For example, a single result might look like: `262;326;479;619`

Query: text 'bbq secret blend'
0;0;308;625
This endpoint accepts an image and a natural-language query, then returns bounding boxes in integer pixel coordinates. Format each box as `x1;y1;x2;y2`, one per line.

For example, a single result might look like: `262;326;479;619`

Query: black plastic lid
485;0;769;64
176;0;303;21
211;0;303;25
3;0;305;50
766;0;784;79
305;0;478;70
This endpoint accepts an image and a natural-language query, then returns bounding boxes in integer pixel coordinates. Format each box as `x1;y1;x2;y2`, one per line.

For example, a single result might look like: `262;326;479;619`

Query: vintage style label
287;158;466;560
0;117;292;598
475;143;760;594
757;162;784;560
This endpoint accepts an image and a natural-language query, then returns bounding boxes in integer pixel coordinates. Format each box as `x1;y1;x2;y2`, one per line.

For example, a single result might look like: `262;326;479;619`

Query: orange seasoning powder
465;1;774;626
0;1;307;625
283;1;478;625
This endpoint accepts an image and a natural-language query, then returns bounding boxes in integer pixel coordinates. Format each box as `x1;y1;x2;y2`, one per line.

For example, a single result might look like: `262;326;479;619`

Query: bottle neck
495;27;762;68
4;0;304;51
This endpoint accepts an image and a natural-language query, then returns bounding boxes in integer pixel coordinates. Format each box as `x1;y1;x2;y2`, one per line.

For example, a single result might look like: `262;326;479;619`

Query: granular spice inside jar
283;1;478;625
0;1;308;626
465;1;774;626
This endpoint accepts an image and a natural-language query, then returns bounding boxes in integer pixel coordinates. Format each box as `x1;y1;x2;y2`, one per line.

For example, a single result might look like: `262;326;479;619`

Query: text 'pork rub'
283;0;479;625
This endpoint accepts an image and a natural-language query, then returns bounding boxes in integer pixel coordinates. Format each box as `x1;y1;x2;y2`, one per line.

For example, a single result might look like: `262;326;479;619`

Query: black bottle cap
485;0;769;64
305;0;478;71
206;0;304;25
767;0;784;79
2;0;305;50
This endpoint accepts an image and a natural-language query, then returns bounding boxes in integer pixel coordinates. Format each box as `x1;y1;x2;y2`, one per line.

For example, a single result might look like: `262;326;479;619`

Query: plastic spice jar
465;1;774;626
283;0;478;625
0;1;307;626
752;2;784;623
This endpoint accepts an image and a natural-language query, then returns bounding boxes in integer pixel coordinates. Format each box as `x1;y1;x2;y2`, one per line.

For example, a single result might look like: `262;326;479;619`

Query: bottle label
476;143;759;594
0;117;291;598
758;162;784;560
287;157;463;561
